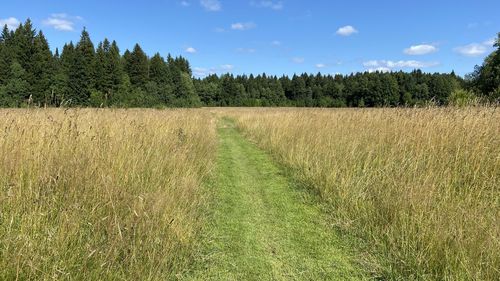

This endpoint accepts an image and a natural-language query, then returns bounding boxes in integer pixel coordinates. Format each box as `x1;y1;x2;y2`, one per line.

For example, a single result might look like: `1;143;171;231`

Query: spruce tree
32;31;54;105
0;29;9;84
108;41;124;93
0;61;29;106
125;44;149;87
149;53;168;85
71;28;96;105
94;39;112;93
59;42;76;104
12;20;36;89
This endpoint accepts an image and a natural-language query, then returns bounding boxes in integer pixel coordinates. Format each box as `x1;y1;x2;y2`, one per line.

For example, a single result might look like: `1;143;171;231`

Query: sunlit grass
224;107;500;280
0;108;217;280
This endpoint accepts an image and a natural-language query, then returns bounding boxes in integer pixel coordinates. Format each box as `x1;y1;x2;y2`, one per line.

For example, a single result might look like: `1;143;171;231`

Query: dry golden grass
0;108;217;280
223;107;500;280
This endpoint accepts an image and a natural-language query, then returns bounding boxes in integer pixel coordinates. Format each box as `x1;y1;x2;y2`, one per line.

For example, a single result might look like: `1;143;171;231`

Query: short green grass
185;118;365;280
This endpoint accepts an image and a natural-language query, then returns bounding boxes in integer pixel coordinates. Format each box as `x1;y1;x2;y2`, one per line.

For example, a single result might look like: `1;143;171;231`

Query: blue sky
1;0;499;77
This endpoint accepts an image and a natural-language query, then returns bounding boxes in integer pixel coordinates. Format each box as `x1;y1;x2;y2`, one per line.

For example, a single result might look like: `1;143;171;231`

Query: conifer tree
59;42;76;104
0;26;10;84
0;61;29;106
108;41;124;93
32;31;54;105
149;53;168;85
70;28;95;105
125;44;149;87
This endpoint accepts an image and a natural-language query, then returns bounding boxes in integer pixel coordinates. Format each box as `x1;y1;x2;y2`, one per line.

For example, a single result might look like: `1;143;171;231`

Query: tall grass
225;107;500;280
0;109;217;280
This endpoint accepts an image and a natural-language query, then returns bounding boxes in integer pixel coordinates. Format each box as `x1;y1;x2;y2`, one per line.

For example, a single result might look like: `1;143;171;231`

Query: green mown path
186;119;365;280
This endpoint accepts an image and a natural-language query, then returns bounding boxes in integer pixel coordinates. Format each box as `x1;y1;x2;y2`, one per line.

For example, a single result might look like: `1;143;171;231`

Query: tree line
0;19;498;108
0;19;200;108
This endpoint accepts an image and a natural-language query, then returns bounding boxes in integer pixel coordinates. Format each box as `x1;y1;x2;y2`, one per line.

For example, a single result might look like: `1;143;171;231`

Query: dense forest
0;19;499;108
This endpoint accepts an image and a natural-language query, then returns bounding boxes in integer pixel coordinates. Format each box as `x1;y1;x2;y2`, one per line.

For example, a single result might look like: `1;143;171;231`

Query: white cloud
454;38;496;57
483;38;496;47
180;1;190;7
220;64;234;70
292;57;305;64
185;47;197;53
271;40;281;46
363;60;439;70
367;67;391;73
454;43;488;57
236;48;256;53
336;25;358;36
315;63;327;68
404;44;438;55
0;17;21;30
252;1;284;10
43;14;79;31
193;64;235;77
231;22;256;31
200;0;221;11
193;67;210;77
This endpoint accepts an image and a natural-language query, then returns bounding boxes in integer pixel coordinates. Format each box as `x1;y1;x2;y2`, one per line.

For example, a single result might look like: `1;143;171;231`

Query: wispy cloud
363;60;439;72
367;67;391;73
231;22;256;31
404;44;438;55
193;64;235;77
180;1;190;7
315;63;327;69
220;64;234;71
482;38;496;47
454;44;487;57
251;1;284;10
0;17;20;30
292;57;305;64
200;0;221;11
454;38;495;57
185;47;197;53
236;48;256;53
336;25;358;36
43;14;81;31
271;40;282;46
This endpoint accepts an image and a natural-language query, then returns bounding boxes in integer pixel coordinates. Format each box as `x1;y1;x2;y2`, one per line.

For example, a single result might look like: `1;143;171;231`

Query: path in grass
187;119;365;280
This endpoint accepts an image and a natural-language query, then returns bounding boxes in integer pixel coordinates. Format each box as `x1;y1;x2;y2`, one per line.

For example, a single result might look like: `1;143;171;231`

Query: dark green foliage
0;19;490;108
125;44;149;87
0;61;30;107
32;31;54;105
193;70;461;108
70;28;95;105
467;33;500;101
94;39;124;105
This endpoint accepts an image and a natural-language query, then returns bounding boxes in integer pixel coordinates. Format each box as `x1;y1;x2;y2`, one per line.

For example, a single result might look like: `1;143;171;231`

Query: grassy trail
186;119;365;280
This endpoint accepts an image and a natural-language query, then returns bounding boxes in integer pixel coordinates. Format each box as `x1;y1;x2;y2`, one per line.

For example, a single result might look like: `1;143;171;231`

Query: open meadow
1;1;500;279
0;109;217;280
0;107;499;280
225;107;500;280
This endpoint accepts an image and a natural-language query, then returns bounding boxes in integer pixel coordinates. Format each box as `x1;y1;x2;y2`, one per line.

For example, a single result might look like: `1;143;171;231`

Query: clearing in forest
186;119;365;280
